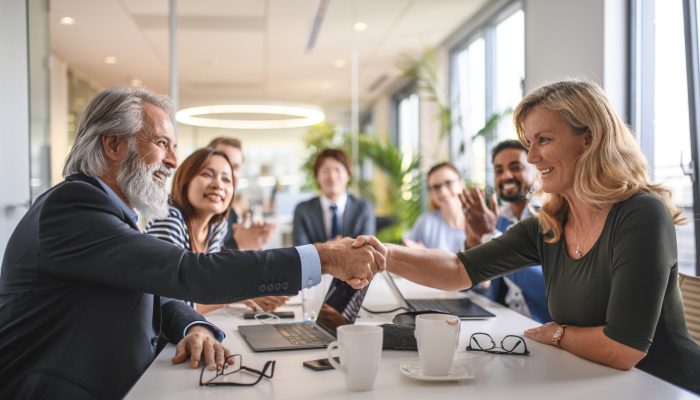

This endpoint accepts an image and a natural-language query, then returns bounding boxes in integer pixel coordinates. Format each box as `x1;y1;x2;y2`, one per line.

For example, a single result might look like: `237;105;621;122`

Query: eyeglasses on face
428;179;457;193
199;354;276;387
466;332;530;356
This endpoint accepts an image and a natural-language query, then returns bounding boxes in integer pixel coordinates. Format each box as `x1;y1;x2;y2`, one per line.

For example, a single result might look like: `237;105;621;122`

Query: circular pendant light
175;103;325;129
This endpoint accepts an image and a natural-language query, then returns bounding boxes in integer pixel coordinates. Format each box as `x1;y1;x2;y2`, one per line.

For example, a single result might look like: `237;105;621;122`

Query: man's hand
459;188;499;248
172;325;234;371
233;215;277;251
315;236;386;289
241;295;289;312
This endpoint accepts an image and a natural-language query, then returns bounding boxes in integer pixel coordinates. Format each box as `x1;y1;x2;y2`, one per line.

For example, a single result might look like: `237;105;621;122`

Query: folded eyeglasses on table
466;332;530;356
199;354;276;387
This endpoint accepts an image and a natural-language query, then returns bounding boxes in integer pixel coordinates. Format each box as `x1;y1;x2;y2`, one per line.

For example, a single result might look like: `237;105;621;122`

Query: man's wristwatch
552;324;568;346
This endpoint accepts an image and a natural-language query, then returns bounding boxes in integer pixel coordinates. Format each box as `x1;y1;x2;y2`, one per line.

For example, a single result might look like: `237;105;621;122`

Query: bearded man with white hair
0;86;385;399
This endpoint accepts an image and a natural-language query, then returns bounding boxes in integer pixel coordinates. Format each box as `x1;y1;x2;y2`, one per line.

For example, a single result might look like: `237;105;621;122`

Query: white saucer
399;361;474;382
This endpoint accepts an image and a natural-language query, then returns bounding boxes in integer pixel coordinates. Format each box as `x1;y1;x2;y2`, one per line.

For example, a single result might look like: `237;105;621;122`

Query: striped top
145;204;228;253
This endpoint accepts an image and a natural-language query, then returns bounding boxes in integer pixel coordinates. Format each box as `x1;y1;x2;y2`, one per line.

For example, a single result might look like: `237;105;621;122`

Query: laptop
383;272;495;319
238;278;369;352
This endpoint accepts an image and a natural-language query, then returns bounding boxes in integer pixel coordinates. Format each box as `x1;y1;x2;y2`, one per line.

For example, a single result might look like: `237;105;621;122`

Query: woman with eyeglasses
404;162;467;253
360;80;700;394
146;147;287;314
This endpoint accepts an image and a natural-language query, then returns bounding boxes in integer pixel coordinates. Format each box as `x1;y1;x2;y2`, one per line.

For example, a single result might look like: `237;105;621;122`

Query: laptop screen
383;272;410;307
314;278;370;335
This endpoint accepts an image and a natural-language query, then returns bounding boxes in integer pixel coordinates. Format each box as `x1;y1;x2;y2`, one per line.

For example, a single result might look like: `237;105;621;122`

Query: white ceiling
49;0;487;126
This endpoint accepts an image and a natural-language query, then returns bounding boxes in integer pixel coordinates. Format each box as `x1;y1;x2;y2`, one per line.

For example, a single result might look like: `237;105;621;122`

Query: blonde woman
360;80;699;393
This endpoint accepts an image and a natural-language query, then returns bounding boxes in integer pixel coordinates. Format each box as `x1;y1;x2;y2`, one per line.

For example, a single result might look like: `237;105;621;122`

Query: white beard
117;148;172;222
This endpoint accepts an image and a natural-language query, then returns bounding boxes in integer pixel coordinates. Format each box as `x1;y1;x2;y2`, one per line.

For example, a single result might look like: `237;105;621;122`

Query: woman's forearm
525;324;646;370
385;244;472;291
553;325;646;370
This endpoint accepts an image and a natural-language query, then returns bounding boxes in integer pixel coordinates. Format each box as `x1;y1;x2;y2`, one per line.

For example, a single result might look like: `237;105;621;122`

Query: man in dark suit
0;87;384;399
292;148;375;246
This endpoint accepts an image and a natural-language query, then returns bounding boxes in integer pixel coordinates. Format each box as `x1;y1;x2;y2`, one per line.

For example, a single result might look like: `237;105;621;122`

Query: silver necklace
569;210;600;258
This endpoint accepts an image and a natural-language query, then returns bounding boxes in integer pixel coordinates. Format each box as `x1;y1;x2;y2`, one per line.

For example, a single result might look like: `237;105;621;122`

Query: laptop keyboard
410;299;460;313
275;323;334;346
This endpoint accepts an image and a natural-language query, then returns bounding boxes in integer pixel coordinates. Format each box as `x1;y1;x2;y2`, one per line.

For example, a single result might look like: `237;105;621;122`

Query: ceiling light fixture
334;59;347;68
175;103;326;129
60;17;76;26
353;22;367;31
104;56;117;64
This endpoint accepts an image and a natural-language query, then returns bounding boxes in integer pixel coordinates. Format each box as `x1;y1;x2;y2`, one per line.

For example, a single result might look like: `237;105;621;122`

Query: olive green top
458;193;700;394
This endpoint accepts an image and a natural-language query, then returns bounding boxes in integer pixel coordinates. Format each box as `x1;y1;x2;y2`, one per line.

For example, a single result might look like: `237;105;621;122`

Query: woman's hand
523;322;559;345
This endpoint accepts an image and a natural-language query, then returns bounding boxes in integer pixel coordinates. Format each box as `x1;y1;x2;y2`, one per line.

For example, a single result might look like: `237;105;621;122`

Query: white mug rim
416;313;459;322
336;324;383;335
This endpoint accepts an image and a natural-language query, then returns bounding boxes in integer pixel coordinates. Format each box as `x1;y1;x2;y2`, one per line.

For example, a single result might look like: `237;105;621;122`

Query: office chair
678;273;700;346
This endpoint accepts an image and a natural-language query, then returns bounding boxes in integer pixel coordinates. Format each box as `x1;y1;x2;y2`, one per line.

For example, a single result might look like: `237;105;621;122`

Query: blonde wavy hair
513;80;685;243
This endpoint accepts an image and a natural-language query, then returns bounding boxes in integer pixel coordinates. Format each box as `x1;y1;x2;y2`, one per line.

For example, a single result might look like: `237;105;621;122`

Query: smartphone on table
302;357;340;371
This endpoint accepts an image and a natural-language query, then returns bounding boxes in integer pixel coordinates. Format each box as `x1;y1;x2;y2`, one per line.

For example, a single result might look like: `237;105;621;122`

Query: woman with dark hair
362;80;700;393
146;147;287;313
404;162;466;252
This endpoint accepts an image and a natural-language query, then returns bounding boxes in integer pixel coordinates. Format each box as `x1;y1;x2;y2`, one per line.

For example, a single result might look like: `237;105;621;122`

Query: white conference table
127;273;698;399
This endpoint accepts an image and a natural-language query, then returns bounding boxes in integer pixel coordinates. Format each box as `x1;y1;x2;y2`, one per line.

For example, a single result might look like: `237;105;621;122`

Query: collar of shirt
94;176;139;224
320;192;348;238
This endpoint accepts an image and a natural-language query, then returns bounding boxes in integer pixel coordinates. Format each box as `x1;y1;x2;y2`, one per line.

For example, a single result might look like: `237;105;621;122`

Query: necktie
330;204;339;239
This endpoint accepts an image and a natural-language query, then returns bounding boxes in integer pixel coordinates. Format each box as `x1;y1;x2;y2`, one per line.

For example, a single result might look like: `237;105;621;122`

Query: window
394;90;420;168
632;0;697;275
450;7;524;186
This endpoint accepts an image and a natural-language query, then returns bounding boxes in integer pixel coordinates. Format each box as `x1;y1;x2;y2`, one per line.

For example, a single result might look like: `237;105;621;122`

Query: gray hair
62;86;171;178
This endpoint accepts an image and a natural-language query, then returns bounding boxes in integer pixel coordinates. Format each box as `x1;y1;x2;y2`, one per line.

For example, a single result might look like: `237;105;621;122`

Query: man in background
462;139;551;323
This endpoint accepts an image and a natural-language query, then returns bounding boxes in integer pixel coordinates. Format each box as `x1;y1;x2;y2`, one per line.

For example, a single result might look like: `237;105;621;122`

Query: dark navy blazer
291;194;375;245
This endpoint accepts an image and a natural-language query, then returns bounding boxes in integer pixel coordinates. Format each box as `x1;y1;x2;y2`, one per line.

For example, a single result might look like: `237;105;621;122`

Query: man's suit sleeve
38;181;302;304
160;298;225;342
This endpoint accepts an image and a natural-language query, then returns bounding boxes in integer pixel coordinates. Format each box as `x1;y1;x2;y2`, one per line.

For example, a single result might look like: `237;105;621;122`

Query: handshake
314;236;386;289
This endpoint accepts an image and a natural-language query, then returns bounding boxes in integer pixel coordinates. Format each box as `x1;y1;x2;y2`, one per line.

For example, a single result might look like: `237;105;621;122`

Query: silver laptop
383;272;494;319
238;278;369;352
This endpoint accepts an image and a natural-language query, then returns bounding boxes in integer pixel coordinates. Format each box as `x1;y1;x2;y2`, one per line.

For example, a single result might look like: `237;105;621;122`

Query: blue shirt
404;210;466;253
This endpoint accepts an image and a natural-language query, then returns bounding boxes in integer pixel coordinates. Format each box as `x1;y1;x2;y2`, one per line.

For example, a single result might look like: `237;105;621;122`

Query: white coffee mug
414;313;461;376
327;324;383;391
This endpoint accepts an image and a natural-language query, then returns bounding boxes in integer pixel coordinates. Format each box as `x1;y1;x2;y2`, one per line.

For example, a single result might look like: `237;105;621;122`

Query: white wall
0;0;31;257
524;0;628;119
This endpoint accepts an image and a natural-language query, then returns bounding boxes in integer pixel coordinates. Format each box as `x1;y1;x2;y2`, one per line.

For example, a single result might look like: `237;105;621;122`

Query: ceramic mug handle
326;341;345;372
